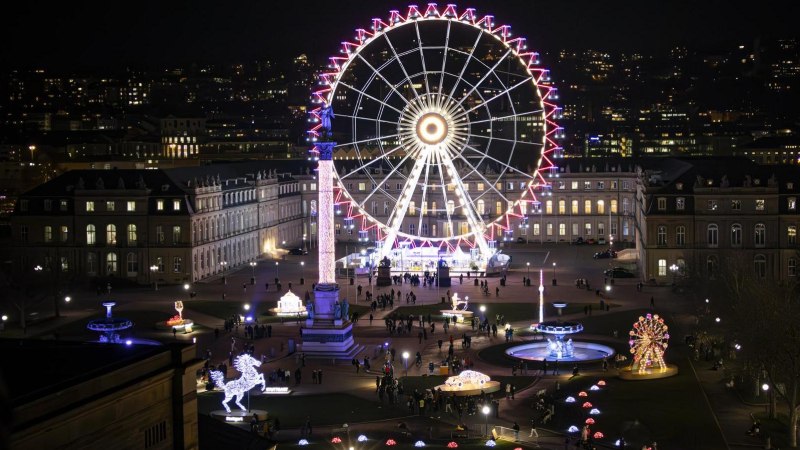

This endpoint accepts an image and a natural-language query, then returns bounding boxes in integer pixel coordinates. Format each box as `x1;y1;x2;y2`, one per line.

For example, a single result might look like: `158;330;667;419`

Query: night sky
3;0;798;70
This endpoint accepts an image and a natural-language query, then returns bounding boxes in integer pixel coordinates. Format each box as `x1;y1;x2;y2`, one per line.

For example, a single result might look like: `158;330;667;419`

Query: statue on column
320;105;334;138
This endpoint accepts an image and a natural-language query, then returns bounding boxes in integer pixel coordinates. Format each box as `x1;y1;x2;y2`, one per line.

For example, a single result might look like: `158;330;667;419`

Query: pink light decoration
331;437;342;444
386;439;397;446
582;402;593;408
593;432;605;439
447;442;459;448
585;418;595;425
578;391;588;397
597;380;606;386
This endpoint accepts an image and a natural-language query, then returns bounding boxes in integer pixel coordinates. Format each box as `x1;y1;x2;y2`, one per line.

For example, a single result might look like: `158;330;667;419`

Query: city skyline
4;0;799;70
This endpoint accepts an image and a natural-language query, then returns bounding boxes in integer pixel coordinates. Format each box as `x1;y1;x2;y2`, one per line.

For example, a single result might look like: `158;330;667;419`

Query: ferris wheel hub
416;112;448;145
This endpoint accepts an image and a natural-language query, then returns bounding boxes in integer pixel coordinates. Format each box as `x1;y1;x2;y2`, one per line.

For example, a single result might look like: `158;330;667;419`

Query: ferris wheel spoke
468;109;543;125
447;30;483;101
414;21;431;98
356;53;412;109
416;160;433;238
463;143;536;179
469;133;543;147
360;149;417;206
382;32;421;101
338;144;405;181
439;152;491;254
436;20;452;109
338;81;405;116
335;133;401;149
453;152;513;204
335;112;397;126
458;75;535;117
452;48;513;109
379;149;431;258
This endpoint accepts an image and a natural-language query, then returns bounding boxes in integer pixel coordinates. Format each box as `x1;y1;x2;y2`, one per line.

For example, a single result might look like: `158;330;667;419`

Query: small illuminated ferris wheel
308;3;562;258
629;313;670;374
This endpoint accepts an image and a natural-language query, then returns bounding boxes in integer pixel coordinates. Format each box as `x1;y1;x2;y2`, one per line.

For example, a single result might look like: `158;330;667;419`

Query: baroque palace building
7;157;800;286
8;161;315;285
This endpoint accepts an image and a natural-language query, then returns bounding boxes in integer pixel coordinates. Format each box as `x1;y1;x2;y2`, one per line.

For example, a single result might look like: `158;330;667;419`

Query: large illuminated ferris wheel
308;3;562;261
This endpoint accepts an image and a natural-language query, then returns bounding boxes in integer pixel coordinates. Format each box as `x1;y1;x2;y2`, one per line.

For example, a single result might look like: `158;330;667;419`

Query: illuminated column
538;269;544;324
316;142;336;285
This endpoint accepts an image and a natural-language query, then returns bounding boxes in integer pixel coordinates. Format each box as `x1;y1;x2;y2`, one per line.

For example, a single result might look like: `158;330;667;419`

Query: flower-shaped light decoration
568;426;580;433
582;401;593;408
331;437;342;444
585;418;595;425
514;448;523;450
593;431;604;439
386;439;397;446
298;439;309;446
357;435;368;442
589;385;600;391
565;396;576;403
589;408;601;415
578;391;588;397
597;380;606;386
485;440;496;447
447;442;459;448
415;441;426;448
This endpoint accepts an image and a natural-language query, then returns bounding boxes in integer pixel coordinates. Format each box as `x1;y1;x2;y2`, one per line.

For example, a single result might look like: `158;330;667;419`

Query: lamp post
526;262;530;279
482;405;491;437
300;261;305;284
219;261;228;284
669;263;678;285
552;262;557;286
402;351;409;377
0;314;6;332
150;265;159;290
480;305;486;322
249;261;257;284
275;261;279;281
28;144;36;162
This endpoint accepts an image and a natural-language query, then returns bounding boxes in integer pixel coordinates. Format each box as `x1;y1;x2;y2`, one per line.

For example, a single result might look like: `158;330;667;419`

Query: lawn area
398;375;538;397
185;299;369;323
391;302;619;324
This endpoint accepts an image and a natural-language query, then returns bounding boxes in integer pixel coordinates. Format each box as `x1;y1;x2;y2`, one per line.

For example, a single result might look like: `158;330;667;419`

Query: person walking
512;422;520;441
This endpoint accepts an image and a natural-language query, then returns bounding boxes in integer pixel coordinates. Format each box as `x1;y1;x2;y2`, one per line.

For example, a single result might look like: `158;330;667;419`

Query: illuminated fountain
505;271;614;363
271;290;308;317
87;302;133;344
434;370;500;396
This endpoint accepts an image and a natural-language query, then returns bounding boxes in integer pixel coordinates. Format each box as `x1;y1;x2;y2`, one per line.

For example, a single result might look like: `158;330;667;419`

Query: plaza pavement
1;242;770;449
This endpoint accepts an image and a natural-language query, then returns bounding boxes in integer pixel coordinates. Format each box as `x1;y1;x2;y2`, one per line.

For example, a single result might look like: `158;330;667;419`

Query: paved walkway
2;243;770;449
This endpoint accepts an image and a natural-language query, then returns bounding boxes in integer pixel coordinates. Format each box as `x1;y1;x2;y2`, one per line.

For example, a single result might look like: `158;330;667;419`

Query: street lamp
300;261;305;284
526;262;530;279
552;262;557;286
219;261;228;285
482;405;491;437
150;265;159;290
28;144;36;162
0;314;6;332
715;317;721;323
479;305;486;321
402;351;409;377
64;296;71;303
669;263;679;285
275;261;279;280
244;303;250;311
249;261;257;284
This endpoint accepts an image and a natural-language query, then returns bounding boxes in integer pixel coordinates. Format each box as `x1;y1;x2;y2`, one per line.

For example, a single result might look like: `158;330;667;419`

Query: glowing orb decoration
447;442;459;448
582;402;593;408
299;439;309;446
485;440;496;447
568;426;580;433
209;354;267;413
415;441;426;447
358;435;368;442
590;385;600;391
593;432;604;439
585;418;595;425
597;380;606;386
629;313;670;374
565;396;576;403
578;391;588;397
589;408;600;415
386;439;397;446
331;437;342;444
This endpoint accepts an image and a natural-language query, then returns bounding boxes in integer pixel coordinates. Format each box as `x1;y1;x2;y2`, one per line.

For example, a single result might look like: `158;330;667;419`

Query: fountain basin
506;341;616;363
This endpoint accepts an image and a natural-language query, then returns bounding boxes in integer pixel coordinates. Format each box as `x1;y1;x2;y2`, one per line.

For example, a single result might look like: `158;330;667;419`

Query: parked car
604;267;636;278
586;238;597;244
598;237;606;245
517;237;526;244
288;248;308;255
593;250;617;259
573;237;585;245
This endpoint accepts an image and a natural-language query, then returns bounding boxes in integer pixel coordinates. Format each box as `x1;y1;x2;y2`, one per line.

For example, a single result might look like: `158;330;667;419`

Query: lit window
173;199;181;210
789;225;797;245
127;224;137;244
86;225;96;245
546;201;553;214
106;252;118;273
571;200;579;214
585;222;592;235
597;200;605;214
558;200;566;214
86;201;95;212
44;226;53;242
789;197;797;211
60;225;68;242
676;198;685;211
584;200;591;214
127;201;136;212
755;199;765;211
571;181;579;190
173;256;182;273
658;259;667;276
106;201;115;211
584;181;591;190
60;200;68;211
106;224;117;245
707;200;718;211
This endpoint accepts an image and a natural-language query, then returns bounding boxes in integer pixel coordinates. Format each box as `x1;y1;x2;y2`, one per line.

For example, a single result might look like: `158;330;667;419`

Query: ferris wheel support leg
378;148;431;261
439;153;492;258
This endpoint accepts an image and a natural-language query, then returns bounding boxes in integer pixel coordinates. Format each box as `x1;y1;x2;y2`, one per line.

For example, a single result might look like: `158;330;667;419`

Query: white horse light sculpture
209;354;266;413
